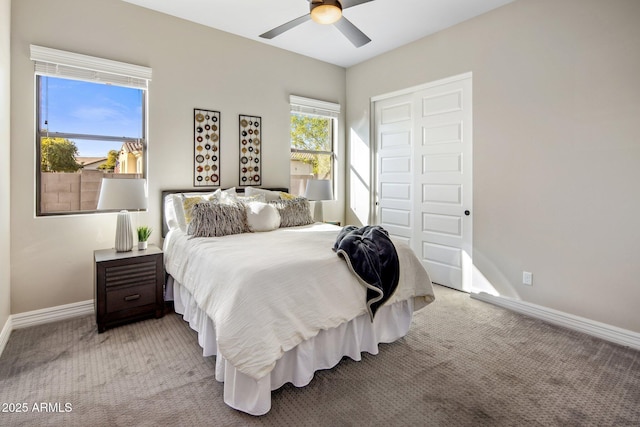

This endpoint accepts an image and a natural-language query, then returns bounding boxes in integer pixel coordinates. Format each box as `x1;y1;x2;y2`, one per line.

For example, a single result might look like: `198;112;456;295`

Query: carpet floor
0;285;638;426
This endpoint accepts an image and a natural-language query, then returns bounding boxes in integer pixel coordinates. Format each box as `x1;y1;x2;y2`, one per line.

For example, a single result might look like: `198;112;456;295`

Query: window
289;95;339;197
31;45;151;216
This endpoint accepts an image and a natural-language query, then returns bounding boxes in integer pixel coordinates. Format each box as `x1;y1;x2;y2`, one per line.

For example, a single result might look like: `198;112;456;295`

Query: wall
10;0;346;314
0;0;11;337
345;0;640;332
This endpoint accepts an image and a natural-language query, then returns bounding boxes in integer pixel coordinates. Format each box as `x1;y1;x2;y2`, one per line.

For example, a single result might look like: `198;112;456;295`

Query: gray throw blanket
333;225;400;321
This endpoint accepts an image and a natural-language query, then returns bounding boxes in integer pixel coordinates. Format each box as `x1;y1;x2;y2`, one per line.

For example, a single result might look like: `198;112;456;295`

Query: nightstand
94;245;164;333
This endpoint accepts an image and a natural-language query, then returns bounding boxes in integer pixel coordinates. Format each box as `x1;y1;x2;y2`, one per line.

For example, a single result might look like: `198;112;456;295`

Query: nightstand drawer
104;261;158;288
106;284;156;312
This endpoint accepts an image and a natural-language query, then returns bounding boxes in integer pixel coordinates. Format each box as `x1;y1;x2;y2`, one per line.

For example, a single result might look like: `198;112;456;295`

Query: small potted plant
136;226;152;250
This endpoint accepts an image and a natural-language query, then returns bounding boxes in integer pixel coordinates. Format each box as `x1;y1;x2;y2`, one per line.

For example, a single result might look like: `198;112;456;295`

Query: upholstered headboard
161;187;289;237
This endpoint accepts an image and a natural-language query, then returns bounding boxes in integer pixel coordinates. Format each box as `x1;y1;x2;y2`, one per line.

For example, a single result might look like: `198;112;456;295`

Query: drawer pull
124;294;141;301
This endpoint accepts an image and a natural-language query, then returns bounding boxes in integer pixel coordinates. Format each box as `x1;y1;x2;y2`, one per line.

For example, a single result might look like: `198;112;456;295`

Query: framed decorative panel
193;108;221;187
239;114;262;186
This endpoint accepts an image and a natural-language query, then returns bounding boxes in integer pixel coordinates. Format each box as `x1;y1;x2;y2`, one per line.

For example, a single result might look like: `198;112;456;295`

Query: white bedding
170;277;417;415
163;222;435;381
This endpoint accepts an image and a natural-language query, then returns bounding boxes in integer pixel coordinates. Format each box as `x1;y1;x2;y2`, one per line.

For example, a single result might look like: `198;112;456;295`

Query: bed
161;187;435;415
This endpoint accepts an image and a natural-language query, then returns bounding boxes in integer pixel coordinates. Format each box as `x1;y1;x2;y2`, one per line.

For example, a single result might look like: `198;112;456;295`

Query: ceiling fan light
311;4;342;25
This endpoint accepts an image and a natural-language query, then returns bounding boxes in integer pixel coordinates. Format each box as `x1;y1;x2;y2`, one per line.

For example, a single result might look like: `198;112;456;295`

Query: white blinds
290;95;340;118
30;45;152;89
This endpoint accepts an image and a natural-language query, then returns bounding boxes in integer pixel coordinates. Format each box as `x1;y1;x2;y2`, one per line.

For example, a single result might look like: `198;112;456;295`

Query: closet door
374;94;414;246
414;76;472;291
374;73;472;291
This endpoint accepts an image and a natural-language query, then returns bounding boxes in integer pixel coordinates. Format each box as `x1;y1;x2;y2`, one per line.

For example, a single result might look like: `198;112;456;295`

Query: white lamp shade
97;178;148;211
304;179;333;201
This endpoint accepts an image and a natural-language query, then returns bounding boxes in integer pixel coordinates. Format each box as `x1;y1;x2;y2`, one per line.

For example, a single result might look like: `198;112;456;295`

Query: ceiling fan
259;0;374;48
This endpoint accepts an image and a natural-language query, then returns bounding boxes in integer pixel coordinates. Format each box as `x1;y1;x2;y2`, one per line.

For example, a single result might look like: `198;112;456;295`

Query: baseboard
11;300;94;330
471;292;640;351
0;316;12;357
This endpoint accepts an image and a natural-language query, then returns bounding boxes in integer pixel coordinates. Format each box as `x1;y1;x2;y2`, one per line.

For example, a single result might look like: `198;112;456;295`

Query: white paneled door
374;74;472;291
374;93;414;246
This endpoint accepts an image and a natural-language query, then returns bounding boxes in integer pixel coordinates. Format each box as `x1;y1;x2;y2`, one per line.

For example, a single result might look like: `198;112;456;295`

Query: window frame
31;45;151;217
289;95;340;198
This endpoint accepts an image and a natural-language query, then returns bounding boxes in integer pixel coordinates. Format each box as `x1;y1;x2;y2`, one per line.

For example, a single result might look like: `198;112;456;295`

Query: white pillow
164;194;181;231
245;187;282;202
245;201;281;232
223;186;237;195
211;187;239;204
237;193;266;204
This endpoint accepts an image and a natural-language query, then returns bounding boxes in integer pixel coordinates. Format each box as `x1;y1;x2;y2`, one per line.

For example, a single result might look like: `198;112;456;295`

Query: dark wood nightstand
94;245;164;333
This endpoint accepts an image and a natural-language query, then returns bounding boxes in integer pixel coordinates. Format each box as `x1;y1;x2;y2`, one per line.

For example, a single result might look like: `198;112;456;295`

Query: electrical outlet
522;271;533;286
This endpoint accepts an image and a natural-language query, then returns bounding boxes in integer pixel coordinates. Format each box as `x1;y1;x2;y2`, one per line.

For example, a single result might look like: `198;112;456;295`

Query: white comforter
164;222;434;381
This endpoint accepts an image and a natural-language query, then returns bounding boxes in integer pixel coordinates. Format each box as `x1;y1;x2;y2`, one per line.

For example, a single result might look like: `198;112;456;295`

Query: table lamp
304;179;333;222
97;178;148;252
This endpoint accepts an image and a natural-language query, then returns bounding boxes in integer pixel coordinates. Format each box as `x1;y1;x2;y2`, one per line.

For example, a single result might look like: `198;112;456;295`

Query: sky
40;76;144;157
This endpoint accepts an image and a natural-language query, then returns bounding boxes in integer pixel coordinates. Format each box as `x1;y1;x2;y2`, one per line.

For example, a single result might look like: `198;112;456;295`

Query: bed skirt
166;276;415;416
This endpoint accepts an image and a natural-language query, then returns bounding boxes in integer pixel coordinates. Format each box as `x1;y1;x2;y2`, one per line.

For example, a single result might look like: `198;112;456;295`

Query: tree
98;150;119;172
40;137;81;172
290;114;332;179
291;115;331;151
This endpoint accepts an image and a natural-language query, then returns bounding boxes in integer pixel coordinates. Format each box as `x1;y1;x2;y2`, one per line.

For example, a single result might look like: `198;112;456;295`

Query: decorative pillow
245;201;281;232
279;191;297;200
182;196;209;226
245;187;282;202
165;191;218;232
187;201;250;238
270;197;314;228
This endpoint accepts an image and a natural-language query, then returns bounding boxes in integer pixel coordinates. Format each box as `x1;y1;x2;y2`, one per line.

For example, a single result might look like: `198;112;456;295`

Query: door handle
124;294;141;301
464;210;470;216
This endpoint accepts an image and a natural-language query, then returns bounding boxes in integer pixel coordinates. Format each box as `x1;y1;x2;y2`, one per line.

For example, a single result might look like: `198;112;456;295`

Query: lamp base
312;201;324;223
115;210;134;252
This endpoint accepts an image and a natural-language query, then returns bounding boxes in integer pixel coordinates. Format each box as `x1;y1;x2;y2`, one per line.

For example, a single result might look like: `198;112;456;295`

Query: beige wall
346;0;640;332
0;0;11;334
10;0;345;314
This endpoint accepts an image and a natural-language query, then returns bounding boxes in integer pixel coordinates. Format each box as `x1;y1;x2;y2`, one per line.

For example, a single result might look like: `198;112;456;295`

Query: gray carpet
0;285;639;426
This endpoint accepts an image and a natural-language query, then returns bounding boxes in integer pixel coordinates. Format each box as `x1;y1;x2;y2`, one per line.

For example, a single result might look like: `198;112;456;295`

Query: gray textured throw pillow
270;197;314;228
187;201;249;237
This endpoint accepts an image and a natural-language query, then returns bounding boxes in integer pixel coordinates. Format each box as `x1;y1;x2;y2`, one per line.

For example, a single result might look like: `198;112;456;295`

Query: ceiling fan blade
260;14;312;39
340;0;375;9
334;17;371;47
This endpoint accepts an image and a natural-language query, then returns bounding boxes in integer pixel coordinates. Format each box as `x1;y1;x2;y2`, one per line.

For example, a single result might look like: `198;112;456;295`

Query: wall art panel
194;108;221;187
239;114;261;186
